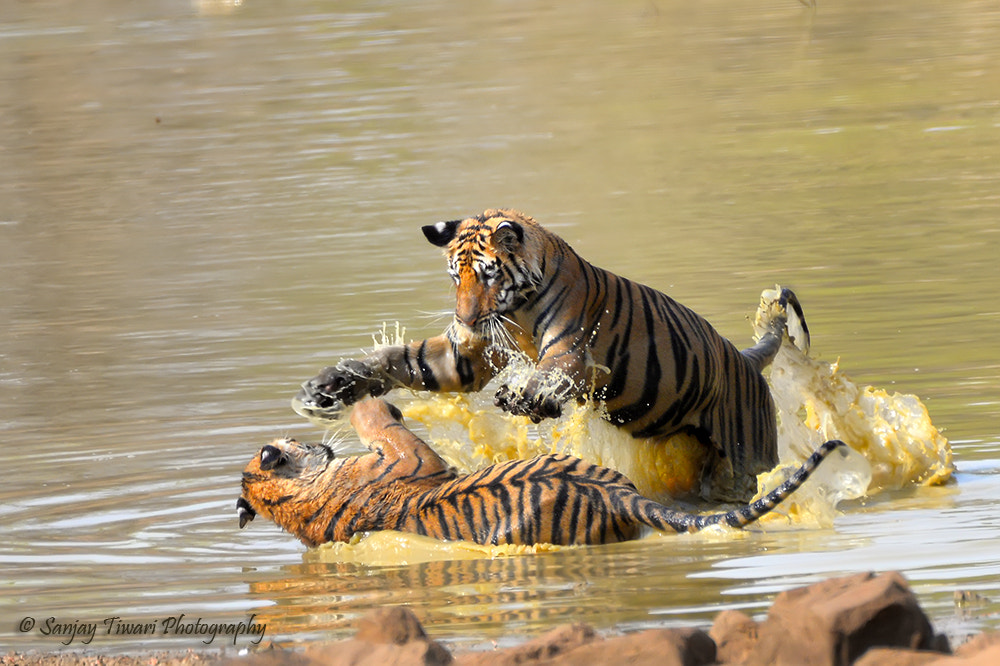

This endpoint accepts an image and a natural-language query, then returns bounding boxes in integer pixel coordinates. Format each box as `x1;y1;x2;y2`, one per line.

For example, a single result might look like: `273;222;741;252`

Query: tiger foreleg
350;398;456;483
294;334;501;421
296;357;391;420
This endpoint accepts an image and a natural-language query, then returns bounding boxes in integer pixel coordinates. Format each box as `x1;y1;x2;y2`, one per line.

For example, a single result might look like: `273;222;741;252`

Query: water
2;0;999;654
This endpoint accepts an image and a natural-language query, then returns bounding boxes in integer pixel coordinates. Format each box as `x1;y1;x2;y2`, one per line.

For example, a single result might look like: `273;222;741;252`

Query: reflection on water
252;537;766;650
2;0;1000;654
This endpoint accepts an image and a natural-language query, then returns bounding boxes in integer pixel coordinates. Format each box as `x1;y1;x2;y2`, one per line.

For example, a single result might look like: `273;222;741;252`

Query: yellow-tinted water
2;0;1000;655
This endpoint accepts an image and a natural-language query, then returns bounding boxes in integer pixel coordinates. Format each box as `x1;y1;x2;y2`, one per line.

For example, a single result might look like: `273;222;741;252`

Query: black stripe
548;478;570;545
606;286;662;426
567;480;584;541
434;502;453;540
460;497;477;541
524;245;565;311
633;355;704;437
402;344;416;384
597;278;634;404
453;340;476;388
532;283;572;340
261;494;293;507
416;340;440;391
494;485;513;545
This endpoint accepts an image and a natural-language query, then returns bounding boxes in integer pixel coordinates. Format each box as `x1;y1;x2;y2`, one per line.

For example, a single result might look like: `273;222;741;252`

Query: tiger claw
494;385;562;422
307;360;387;404
292;359;391;426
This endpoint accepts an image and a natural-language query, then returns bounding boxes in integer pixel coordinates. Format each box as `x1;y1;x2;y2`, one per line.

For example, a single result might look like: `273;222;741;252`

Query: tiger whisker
484;315;519;356
416;310;454;324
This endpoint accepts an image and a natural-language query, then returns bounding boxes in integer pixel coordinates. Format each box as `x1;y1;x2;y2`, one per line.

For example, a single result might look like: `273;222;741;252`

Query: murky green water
2;0;999;654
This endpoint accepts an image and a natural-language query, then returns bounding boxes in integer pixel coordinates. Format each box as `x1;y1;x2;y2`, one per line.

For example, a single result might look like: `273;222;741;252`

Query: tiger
293;209;810;501
239;398;845;547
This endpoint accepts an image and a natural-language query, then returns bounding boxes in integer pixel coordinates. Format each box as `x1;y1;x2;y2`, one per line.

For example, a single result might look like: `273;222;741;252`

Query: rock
953;644;1000;665
954;632;1000;657
356;607;432;645
550;627;715;666
457;625;713;666
300;607;451;666
304;639;451;666
852;640;1000;666
456;623;596;666
710;609;759;664
853;647;949;665
744;571;948;666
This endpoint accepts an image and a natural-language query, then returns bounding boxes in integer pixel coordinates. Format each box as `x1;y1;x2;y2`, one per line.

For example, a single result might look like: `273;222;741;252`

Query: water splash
769;341;953;490
310;308;953;558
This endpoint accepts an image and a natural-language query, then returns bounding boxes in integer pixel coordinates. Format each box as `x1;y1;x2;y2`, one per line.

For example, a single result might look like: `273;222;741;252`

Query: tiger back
239;398;845;547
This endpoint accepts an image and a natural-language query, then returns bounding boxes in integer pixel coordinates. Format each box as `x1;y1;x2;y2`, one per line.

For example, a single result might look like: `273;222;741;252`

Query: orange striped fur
240;398;844;547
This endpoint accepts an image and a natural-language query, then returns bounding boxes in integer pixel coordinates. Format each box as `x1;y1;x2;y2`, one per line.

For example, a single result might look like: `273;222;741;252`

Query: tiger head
422;209;548;339
237;437;341;546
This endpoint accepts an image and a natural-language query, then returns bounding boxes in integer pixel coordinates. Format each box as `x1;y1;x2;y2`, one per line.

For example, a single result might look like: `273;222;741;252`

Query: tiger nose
455;284;484;327
455;311;478;328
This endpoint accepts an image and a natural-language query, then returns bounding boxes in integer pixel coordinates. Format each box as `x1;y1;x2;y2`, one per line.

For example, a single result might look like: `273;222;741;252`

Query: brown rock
457;625;714;666
853;647;948;666
550;627;715;666
356;607;431;645
710;609;759;664
853;641;1000;666
943;644;1000;665
745;571;946;666
955;632;1000;657
304;639;451;666
222;648;313;666
293;607;452;666
456;623;596;666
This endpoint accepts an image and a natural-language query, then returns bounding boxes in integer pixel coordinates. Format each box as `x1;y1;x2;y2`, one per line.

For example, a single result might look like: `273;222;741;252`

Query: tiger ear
259;445;285;471
492;220;524;252
422;219;461;247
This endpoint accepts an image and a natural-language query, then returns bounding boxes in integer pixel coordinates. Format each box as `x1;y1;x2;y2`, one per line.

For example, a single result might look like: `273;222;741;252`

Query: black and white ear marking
259;444;285;471
422;219;461;247
237;497;257;528
492;219;524;251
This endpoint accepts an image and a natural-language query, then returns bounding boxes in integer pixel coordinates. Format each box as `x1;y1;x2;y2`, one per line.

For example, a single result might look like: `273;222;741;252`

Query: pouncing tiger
239;398;846;547
293;209;810;501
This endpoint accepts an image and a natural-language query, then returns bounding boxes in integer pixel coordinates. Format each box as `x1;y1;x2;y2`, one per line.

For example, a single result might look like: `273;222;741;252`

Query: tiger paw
293;359;389;423
493;384;563;423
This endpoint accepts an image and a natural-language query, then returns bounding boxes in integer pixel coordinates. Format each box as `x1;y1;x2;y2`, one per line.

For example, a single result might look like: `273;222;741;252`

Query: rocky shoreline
5;571;998;666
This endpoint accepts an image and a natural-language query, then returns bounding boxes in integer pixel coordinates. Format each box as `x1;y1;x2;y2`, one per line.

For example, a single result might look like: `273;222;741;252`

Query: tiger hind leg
741;286;810;374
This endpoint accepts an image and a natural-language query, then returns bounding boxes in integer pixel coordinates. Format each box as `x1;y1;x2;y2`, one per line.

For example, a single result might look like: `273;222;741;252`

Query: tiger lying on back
240;398;845;547
294;209;810;501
